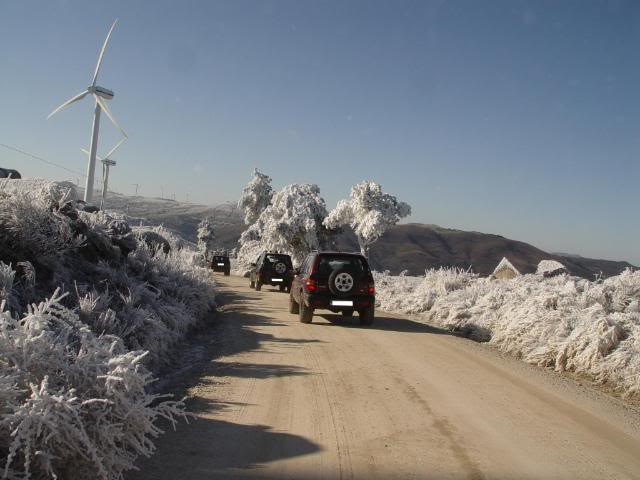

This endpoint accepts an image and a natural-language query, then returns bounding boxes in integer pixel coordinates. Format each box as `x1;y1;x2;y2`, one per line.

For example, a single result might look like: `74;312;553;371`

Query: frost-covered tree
237;184;331;266
238;168;274;225
196;217;215;260
324;181;411;257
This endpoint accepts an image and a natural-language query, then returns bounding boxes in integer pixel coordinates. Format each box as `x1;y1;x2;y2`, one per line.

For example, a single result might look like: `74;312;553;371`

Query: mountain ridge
101;193;635;279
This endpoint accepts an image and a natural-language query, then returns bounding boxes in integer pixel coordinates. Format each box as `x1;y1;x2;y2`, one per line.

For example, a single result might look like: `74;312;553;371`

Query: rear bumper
260;276;292;286
303;293;374;311
211;265;229;272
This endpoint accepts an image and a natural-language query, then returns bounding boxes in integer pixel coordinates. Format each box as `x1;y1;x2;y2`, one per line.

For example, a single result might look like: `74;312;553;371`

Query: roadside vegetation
375;268;640;398
0;179;216;479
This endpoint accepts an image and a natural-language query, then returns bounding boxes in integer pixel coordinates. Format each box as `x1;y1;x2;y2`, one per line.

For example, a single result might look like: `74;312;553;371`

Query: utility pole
160;186;164;199
132;183;139;195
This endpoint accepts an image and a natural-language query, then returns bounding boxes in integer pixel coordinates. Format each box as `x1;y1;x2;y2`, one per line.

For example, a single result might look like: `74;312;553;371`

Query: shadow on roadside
129;282;322;479
128;417;321;480
314;313;454;335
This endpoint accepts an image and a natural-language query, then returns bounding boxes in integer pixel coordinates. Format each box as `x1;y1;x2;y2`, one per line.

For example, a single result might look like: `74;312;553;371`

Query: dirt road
131;275;640;480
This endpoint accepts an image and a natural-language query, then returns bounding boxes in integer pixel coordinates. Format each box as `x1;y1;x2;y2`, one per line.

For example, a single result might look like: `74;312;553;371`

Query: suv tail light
304;278;317;292
367;284;375;295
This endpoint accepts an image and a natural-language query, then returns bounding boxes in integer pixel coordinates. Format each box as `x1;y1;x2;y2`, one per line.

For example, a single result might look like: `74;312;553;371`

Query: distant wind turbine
47;19;127;204
81;137;125;210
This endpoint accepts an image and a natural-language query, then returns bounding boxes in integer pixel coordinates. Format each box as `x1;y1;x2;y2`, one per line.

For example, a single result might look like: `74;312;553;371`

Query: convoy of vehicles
243;250;376;326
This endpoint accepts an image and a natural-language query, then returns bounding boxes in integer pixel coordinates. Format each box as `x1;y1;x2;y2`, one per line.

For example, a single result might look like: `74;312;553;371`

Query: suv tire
224;270;230;276
279;284;286;292
343;310;354;317
289;294;299;314
359;305;374;326
255;280;262;291
249;279;255;289
299;301;313;323
328;268;357;297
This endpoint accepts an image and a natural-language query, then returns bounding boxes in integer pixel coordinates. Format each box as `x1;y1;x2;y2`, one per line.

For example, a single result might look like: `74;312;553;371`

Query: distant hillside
102;193;634;279
335;223;636;279
102;192;245;250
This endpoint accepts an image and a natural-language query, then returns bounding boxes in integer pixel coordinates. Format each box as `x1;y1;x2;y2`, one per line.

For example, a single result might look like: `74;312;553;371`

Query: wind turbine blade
47;90;90;119
104;137;126;159
94;94;128;138
80;147;103;161
92;19;118;86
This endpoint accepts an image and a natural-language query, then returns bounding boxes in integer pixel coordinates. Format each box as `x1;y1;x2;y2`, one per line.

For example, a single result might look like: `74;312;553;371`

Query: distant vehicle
210;254;230;276
249;252;293;292
0;168;21;179
289;251;375;326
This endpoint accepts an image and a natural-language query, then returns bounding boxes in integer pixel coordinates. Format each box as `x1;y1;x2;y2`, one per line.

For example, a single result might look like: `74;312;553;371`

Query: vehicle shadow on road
128;417;321;480
315;313;453;335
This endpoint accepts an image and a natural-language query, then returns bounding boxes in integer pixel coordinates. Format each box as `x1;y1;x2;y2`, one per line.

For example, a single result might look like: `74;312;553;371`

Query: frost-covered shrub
376;268;640;397
0;180;217;477
374;268;477;314
0;290;186;479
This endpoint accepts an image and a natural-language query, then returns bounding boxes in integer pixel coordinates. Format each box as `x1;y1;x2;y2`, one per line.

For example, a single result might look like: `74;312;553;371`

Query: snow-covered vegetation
235;174;410;274
196;217;215;260
324;181;411;256
237;168;273;225
375;268;640;397
236;171;334;273
0;180;216;478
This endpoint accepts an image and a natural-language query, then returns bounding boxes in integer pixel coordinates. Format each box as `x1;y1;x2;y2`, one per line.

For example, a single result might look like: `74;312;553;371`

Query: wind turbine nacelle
91;86;114;100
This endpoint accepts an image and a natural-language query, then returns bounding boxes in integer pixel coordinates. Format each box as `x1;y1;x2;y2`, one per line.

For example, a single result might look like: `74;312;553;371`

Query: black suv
210;254;230;276
289;251;375;325
249;252;294;292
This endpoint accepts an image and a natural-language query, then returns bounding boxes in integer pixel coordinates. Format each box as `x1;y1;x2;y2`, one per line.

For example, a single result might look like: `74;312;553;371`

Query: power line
0;142;87;177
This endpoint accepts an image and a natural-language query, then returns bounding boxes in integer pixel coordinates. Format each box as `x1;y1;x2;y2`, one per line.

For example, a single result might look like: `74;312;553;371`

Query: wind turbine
81;137;125;210
48;19;127;204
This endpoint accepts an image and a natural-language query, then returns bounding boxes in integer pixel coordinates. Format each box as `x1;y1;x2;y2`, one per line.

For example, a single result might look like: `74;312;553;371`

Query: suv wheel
224;269;230;276
279;284;286;292
289;293;299;314
328;268;356;297
343;310;354;317
299;300;313;323
255;280;262;291
359;305;374;326
249;278;255;289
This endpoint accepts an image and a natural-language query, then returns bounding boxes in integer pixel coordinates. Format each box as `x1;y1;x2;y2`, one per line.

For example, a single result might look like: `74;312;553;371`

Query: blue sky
1;0;638;264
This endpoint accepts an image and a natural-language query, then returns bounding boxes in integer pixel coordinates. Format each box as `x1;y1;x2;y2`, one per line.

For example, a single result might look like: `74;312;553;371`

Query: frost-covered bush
374;267;478;314
324;181;411;256
375;268;640;397
0;290;185;479
0;180;216;478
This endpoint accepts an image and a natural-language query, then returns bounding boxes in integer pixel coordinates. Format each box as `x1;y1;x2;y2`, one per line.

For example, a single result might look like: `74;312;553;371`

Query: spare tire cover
328;268;357;297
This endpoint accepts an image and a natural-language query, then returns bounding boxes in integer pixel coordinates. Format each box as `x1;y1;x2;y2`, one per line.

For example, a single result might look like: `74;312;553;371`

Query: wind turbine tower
48;20;127;203
81;137;125;210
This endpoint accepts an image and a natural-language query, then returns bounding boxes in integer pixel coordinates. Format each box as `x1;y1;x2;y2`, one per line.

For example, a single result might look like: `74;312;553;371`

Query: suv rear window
316;255;369;276
264;254;292;266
